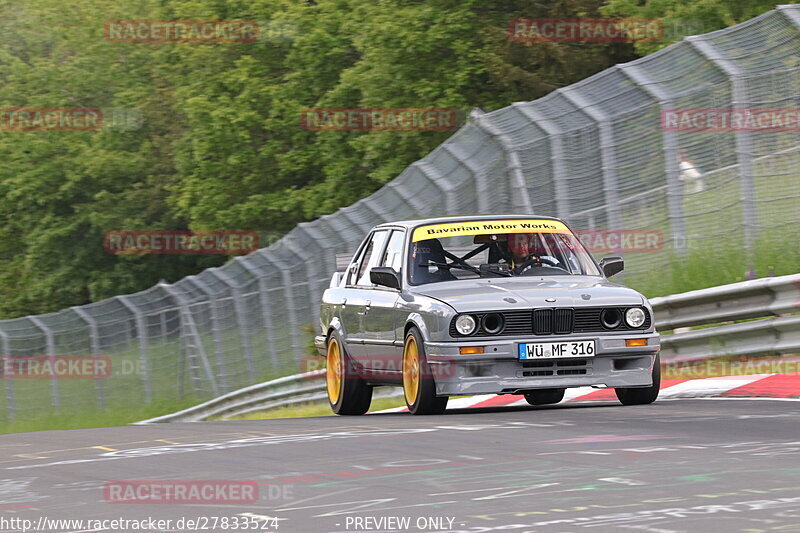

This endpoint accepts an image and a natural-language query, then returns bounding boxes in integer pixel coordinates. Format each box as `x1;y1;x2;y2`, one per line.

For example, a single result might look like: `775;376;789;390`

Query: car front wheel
403;327;448;415
326;331;372;415
615;353;661;406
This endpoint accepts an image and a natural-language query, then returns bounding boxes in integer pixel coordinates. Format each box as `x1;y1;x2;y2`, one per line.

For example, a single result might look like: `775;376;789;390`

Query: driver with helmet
507;233;561;275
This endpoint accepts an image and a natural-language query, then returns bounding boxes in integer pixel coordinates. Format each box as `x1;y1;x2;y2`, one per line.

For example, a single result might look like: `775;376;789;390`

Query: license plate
518;340;595;359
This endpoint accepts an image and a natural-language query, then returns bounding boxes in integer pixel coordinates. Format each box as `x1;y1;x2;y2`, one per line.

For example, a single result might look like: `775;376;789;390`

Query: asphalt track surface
2;398;800;533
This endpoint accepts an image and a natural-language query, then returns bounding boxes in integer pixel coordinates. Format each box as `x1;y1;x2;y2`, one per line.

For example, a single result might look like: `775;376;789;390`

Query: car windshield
408;219;600;285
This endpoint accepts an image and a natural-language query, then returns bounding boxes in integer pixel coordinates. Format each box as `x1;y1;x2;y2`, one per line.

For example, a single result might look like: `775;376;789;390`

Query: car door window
380;230;405;274
356;230;389;286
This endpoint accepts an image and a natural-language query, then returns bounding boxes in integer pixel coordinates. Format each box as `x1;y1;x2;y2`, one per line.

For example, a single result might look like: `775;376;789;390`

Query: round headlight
455;314;477;335
600;308;622;329
625;307;646;328
481;313;505;335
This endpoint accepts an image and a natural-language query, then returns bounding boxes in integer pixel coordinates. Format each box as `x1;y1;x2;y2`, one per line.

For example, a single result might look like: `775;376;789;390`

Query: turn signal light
625;338;647;347
459;346;485;355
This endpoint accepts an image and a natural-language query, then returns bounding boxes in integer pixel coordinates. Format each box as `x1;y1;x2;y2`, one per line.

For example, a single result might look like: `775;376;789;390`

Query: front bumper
425;332;660;396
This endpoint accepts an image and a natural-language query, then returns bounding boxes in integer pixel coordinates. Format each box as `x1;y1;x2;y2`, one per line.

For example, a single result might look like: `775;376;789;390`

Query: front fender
315;316;347;357
404;312;434;343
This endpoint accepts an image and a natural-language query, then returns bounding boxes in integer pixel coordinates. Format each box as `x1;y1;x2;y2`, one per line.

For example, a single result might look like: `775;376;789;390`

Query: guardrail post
116;296;153;403
618;63;687;255
27;317;59;410
186;276;229;394
0;329;14;421
686;35;758;254
207;270;256;382
70;306;106;410
157;284;219;397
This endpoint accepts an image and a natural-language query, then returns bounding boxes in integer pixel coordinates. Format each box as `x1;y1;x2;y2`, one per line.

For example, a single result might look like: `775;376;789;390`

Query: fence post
514;105;571;218
237;256;280;374
207;269;256;382
686;35;758;253
157;284;219;397
470;109;535;214
27;317;60;410
257;250;304;369
116;296;153;403
442;143;491;213
286;225;335;327
0;329;14;421
559;85;622;229
618;63;687;255
70;306;106;410
185;277;229;394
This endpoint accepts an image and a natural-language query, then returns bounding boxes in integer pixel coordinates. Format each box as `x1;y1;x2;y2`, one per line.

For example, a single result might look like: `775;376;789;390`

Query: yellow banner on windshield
412;219;571;242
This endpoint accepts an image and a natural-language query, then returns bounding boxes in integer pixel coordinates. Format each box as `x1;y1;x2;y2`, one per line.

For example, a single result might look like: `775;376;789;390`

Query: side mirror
370;267;401;290
598;256;624;278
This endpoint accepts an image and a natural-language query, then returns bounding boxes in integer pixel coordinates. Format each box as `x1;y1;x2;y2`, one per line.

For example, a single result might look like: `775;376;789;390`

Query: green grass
220;395;406;420
0;397;203;434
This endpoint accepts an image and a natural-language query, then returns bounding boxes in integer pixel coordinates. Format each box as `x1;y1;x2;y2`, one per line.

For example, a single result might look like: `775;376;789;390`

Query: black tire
523;388;565;406
326;331;372;415
615;353;661;406
403;327;448;415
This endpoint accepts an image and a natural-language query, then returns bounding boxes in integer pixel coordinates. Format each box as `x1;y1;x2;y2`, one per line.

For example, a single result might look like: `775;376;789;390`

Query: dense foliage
0;0;777;318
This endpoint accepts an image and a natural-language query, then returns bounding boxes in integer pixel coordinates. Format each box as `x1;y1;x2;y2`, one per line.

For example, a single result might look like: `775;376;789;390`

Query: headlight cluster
625;307;647;328
453;313;506;336
601;307;648;329
454;314;477;335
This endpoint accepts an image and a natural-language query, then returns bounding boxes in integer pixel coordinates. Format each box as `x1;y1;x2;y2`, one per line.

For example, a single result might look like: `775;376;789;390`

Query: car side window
355;230;389;286
346;234;371;286
380;230;405;273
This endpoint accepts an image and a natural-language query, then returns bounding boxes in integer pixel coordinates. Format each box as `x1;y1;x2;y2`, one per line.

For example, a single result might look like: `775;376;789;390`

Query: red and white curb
372;373;800;413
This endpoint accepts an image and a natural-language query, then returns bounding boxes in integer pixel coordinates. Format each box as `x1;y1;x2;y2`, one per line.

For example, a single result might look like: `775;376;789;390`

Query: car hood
412;277;644;313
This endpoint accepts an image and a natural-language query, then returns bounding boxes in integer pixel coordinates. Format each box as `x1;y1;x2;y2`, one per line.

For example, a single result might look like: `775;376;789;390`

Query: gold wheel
326;337;342;404
403;335;420;406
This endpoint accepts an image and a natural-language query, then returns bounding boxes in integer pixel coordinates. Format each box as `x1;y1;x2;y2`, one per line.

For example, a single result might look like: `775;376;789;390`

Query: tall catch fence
1;7;799;423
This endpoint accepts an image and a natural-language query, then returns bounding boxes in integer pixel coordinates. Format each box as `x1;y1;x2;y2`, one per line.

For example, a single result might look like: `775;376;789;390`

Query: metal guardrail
138;274;800;423
135;370;328;423
653;273;800;361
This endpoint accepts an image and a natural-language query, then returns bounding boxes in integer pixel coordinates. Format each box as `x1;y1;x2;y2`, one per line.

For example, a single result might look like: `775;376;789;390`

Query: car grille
520;358;590;377
449;306;651;337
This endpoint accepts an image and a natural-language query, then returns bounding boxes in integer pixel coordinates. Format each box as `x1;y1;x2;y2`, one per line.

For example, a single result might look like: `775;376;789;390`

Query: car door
359;229;405;374
344;230;390;362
